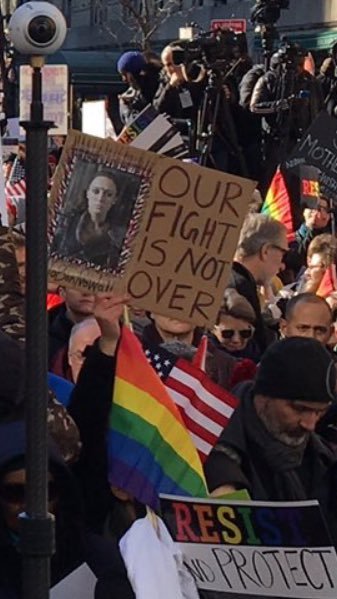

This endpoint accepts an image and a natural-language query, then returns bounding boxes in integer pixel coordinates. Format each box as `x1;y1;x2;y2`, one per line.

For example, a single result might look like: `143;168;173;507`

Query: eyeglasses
271;244;288;258
309;205;329;214
307;262;326;270
0;481;58;504
221;328;254;340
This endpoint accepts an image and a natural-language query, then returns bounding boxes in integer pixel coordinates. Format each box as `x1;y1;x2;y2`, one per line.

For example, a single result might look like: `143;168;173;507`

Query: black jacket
227;261;272;355
205;383;337;546
153;76;203;122
250;68;323;145
48;303;73;370
68;341;116;532
0;421;85;597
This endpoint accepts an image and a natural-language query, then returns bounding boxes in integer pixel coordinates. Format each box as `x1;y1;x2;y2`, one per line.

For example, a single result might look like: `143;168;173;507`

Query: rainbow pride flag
107;326;208;509
262;167;295;242
317;264;337;298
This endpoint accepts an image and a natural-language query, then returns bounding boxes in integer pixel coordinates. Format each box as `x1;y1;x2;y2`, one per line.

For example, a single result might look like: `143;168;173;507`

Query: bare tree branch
94;0;190;50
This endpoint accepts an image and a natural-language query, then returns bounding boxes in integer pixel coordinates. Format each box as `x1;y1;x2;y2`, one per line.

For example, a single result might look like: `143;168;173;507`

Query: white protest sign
160;495;337;598
50;562;97;599
82;100;106;138
20;64;68;135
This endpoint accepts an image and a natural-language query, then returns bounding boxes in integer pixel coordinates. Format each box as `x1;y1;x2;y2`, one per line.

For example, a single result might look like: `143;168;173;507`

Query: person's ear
260;243;270;262
279;318;288;338
59;286;66;299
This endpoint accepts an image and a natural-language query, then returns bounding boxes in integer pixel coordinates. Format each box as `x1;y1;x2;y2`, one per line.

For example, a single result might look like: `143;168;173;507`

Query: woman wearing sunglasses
211;288;260;363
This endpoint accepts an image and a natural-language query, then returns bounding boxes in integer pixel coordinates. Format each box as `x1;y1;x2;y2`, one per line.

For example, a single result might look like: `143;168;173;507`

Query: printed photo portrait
50;159;142;271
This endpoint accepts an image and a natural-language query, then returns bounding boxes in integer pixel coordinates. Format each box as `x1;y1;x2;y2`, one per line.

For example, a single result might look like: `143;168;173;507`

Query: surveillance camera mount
10;4;65;598
8;1;67;55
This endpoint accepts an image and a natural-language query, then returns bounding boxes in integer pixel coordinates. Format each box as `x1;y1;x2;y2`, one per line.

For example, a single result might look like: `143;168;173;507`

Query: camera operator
250;44;324;191
318;43;337;118
117;50;161;125
153;44;205;122
238;63;265;181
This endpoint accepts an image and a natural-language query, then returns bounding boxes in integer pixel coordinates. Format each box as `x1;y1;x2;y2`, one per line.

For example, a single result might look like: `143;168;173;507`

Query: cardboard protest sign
48;130;255;326
283;111;337;204
160;495;337;598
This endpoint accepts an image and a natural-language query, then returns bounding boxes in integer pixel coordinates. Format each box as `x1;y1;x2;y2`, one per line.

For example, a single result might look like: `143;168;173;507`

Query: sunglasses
221;328;254;340
0;481;58;504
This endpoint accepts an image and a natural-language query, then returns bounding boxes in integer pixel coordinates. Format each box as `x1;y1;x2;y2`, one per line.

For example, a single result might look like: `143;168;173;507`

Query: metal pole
19;54;55;599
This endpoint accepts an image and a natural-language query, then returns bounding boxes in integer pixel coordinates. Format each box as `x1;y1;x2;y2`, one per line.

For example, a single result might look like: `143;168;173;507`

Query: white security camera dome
8;2;67;55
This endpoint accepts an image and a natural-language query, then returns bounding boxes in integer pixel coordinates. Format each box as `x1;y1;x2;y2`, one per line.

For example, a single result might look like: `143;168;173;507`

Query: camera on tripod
251;0;290;26
173;26;248;70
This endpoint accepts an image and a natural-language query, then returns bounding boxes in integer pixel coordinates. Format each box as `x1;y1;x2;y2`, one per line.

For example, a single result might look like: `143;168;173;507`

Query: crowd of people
115;40;337;190
2;35;337;599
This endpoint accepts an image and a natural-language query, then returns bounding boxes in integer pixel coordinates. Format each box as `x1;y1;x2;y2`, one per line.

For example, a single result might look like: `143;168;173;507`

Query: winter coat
0;421;85;597
68;341;116;532
250;68;323;146
153;76;203;122
0;226;25;344
227;262;276;354
48;302;73;376
205;383;337;546
0;420;133;598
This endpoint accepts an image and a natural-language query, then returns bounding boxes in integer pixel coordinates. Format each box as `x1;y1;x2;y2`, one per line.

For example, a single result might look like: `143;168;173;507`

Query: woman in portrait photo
51;166;139;270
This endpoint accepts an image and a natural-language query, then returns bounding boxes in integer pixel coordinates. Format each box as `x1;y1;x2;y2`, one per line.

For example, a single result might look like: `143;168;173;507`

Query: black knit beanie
254;337;336;403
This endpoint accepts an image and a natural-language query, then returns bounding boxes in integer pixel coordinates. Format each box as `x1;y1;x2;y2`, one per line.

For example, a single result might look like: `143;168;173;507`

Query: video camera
172;26;248;70
251;0;290;26
274;39;307;70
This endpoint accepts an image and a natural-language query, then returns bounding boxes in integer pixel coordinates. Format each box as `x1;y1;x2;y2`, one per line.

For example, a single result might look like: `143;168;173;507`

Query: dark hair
285;292;332;321
83;170;120;225
217;289;256;325
89;169;119;196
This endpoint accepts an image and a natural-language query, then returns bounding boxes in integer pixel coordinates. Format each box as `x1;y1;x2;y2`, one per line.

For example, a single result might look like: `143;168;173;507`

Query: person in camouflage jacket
0;226;81;463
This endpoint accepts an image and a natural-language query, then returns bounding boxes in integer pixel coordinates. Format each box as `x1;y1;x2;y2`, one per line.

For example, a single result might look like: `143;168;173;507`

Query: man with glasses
228;213;288;354
286;233;337;296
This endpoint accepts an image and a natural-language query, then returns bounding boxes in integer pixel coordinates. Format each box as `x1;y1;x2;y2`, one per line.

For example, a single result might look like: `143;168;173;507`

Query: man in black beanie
205;337;337;544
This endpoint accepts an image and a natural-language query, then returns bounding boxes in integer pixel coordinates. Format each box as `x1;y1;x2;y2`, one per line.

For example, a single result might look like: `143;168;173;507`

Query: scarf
242;395;309;501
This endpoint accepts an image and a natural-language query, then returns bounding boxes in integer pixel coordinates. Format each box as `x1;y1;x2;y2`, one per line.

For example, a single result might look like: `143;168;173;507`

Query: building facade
58;0;337;54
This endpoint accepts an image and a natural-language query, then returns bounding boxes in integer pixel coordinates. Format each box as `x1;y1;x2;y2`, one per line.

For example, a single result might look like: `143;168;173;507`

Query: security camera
8;2;67;56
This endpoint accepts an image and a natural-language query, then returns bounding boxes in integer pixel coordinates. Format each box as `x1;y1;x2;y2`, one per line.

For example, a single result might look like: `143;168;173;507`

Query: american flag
144;343;239;462
5;157;26;200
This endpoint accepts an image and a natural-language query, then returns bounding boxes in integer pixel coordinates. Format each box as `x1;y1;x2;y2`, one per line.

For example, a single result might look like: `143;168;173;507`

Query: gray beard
258;408;309;448
270;429;309;448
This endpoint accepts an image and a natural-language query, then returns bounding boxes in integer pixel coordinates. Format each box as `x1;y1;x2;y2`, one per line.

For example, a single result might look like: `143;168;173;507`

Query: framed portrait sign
48;130;255;326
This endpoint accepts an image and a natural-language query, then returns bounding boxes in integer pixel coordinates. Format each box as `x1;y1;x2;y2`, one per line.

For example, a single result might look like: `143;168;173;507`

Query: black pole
19;55;55;599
